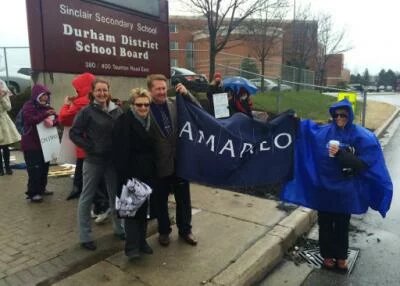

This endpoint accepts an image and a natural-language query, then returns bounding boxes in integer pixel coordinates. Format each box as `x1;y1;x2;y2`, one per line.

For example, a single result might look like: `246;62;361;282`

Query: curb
374;106;400;137
207;208;317;286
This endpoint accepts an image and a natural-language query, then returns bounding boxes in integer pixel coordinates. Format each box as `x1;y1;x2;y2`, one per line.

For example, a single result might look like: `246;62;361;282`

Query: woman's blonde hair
129;88;152;104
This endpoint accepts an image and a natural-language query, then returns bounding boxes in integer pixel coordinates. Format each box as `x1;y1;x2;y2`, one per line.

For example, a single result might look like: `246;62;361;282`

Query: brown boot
336;259;348;271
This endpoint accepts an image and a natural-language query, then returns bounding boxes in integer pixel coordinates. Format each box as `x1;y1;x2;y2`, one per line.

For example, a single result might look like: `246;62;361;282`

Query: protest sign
36;122;60;162
176;96;297;187
212;93;230;118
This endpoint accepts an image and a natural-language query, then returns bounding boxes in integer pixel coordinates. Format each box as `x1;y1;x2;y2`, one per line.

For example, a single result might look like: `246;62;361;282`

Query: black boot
5;167;13;175
0;168;4;176
140;221;153;254
66;185;81;200
125;219;141;259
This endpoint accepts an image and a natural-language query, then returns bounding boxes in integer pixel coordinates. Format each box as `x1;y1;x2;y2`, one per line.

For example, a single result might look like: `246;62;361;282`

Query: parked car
385;85;393;92
249;78;292;92
378;85;385;92
348;84;364;92
0;70;31;94
170;67;209;93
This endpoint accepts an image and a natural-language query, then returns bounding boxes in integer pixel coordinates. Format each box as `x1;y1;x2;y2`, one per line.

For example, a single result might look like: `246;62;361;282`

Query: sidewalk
0;159;315;286
0;102;398;286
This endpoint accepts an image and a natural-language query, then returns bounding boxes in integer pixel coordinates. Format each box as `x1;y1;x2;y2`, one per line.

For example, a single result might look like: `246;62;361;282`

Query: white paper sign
212;93;230;118
36;123;60;162
57;127;76;164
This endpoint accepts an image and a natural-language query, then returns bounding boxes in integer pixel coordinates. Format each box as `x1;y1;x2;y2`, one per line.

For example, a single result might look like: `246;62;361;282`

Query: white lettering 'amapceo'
178;121;292;158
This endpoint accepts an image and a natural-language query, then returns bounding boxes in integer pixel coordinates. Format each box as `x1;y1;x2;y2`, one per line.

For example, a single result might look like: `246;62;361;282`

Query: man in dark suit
147;74;198;247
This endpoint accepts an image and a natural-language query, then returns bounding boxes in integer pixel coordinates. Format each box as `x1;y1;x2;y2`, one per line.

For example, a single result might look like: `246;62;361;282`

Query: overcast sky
0;0;398;75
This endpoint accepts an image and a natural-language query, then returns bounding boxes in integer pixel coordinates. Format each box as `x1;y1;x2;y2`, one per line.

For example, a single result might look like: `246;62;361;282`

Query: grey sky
0;0;398;75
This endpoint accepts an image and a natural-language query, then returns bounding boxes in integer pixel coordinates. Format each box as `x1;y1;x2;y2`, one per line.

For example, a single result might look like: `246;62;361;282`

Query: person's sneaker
5;168;13;175
90;210;98;219
43;190;54;196
30;195;43;203
94;209;111;224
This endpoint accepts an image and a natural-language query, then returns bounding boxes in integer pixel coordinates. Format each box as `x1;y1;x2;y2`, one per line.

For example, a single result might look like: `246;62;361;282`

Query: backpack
15;109;24;135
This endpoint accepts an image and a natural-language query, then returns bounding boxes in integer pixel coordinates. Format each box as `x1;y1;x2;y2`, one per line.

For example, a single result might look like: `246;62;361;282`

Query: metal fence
170;49;315;86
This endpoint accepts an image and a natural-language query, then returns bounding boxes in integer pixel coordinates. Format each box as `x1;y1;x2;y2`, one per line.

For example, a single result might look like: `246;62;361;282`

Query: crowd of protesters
0;71;392;270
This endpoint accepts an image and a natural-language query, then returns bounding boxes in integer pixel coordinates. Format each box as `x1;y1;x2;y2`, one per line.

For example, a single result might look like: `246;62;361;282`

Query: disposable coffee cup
328;140;340;157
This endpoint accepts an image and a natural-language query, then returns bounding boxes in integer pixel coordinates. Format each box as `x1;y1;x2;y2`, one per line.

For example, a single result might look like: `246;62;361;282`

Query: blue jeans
78;160;124;243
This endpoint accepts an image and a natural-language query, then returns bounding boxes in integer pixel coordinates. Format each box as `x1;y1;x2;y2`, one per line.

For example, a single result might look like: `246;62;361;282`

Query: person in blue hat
281;99;392;271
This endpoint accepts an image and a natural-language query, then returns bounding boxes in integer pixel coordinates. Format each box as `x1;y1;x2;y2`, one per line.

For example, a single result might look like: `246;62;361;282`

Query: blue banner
176;95;297;187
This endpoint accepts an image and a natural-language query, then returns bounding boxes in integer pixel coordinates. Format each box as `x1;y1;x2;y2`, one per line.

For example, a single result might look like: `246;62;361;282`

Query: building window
185;42;194;70
170;41;179;50
171;58;178;67
169;23;178;33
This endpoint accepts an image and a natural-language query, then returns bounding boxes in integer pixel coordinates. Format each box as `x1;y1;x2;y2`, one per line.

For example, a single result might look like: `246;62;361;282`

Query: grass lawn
252;89;362;123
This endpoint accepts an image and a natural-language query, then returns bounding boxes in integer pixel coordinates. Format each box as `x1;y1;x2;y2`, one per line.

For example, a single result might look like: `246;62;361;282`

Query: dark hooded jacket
21;84;56;151
69;100;123;163
281;99;393;217
59;73;95;158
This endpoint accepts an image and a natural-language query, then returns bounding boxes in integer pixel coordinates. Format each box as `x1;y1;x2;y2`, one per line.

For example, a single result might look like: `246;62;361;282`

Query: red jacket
59;73;95;158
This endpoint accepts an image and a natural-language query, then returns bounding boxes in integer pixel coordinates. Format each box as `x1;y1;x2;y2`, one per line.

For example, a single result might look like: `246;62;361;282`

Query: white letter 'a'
179;121;193;141
219;140;235;158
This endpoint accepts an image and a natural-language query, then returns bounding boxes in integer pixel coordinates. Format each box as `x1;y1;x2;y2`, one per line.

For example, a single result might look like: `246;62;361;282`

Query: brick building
169;15;348;85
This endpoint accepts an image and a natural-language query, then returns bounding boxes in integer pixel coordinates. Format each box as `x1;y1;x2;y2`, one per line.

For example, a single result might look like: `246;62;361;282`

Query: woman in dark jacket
112;88;156;259
69;78;125;251
21;84;57;202
206;72;224;116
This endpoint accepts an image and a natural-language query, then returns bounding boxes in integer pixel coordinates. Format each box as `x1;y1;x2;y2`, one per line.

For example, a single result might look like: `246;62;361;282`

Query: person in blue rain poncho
281;99;392;271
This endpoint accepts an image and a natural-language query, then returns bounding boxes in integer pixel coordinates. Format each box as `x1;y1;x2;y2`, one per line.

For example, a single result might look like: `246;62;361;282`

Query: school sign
26;0;170;77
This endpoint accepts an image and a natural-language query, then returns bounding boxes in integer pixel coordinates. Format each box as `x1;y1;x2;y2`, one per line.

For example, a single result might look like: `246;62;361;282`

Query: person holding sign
112;88;156;259
206;72;224;117
20;84;57;202
70;78;125;251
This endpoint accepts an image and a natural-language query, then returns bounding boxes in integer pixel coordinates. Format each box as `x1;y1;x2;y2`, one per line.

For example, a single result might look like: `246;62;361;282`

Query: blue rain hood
281;99;393;217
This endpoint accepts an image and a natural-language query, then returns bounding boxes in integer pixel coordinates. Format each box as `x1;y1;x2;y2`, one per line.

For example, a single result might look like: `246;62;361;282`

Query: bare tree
315;13;351;86
243;0;289;91
179;0;264;79
285;4;319;88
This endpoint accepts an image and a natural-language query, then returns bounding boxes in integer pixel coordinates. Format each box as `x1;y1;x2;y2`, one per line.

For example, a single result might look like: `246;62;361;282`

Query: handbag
115;178;152;218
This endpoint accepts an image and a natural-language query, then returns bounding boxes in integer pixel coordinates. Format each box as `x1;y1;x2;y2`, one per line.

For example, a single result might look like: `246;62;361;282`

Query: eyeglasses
134;103;150;108
333;113;348;119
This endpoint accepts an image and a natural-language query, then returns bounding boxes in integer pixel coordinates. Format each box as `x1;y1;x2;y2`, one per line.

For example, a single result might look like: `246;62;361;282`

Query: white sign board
36;123;60;162
212;93;230;118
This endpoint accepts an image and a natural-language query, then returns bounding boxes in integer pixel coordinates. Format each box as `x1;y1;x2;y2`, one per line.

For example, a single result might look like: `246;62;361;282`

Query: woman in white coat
0;79;21;175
